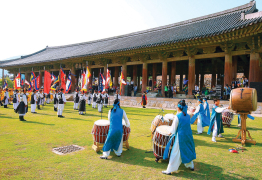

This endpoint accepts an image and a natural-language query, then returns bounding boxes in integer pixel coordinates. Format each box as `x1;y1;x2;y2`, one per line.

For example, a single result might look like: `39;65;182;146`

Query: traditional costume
46;92;51;104
73;91;80;110
100;102;130;159
141;93;147;108
103;92;109;107
57;89;66;117
13;91;19;111
203;98;210;120
190;99;210;134
3;89;9;108
53;91;58;111
87;92;92;105
15;92;27;121
162;104;195;174
36;91;42;110
31;90;37;113
92;92;97;108
207;106;225;142
97;92;104;113
79;93;87;115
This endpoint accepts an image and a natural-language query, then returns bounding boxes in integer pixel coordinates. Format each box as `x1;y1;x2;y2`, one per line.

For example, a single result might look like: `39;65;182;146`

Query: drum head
156;125;171;136
94;120;110;126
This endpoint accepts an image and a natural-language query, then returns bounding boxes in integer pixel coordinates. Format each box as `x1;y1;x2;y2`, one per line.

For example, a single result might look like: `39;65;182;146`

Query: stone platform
65;94;262;114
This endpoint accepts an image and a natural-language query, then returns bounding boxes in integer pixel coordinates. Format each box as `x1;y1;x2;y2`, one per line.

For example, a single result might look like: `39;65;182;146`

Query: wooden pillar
195;62;199;86
114;66;119;87
188;56;195;96
137;75;140;91
142;62;148;92
224;53;232;86
161;60;168;97
249;52;260;85
133;65;137;85
232;56;238;80
152;63;157;90
171;62;176;85
71;65;76;91
121;64;127;95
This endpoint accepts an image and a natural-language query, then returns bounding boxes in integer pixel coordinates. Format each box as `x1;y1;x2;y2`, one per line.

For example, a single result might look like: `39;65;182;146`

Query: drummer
190;98;210;134
207;99;224;142
100;99;130;159
162;100;196;175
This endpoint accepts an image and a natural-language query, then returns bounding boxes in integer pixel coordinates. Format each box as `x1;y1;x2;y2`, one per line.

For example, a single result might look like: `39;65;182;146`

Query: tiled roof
1;1;261;68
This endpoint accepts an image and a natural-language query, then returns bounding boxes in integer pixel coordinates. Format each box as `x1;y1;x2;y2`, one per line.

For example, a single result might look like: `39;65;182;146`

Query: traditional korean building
1;1;262;97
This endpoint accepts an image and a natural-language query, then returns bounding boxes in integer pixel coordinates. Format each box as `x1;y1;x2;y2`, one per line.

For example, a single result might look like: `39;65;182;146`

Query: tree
0;77;14;88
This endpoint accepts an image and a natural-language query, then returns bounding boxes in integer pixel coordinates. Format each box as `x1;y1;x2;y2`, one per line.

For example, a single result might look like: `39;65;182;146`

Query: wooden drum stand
232;112;256;145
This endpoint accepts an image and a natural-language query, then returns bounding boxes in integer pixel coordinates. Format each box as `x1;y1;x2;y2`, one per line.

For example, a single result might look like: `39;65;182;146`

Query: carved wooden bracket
185;47;198;56
203;46;216;54
220;42;235;53
158;51;170;61
139;54;150;62
173;50;184;57
235;43;247;51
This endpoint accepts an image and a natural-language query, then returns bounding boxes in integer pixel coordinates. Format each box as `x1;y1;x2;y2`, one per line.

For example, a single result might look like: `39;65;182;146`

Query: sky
0;0;261;75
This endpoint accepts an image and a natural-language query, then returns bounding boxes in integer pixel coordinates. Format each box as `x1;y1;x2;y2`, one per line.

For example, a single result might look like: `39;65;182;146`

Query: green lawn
0;102;262;180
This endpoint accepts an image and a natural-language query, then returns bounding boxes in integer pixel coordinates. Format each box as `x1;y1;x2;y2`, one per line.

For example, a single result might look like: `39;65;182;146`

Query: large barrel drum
229;88;257;112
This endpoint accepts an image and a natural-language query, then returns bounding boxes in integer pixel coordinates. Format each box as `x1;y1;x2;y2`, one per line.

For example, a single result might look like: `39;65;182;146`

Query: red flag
60;68;66;91
14;73;21;89
44;71;52;94
105;69;110;89
35;75;40;91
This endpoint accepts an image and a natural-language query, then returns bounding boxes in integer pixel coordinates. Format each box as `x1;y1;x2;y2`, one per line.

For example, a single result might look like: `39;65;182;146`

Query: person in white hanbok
30;89;37;113
87;90;93;105
190;98;210;134
97;90;104;113
13;90;19;111
162;100;196;175
79;91;87;115
92;90;98;108
3;88;9;108
15;90;28;121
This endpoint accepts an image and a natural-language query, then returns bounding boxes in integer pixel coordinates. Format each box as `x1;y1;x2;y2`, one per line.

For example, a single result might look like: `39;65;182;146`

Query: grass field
1;102;262;179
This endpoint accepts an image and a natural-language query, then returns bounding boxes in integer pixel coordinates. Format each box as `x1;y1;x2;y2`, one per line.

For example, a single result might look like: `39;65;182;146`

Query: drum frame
232;112;256;145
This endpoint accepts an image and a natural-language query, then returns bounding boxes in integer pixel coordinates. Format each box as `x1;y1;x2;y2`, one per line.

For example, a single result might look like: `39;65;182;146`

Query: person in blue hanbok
162;100;196;175
203;98;210;121
237;114;255;127
100;99;130;159
207;99;225;142
190;98;210;134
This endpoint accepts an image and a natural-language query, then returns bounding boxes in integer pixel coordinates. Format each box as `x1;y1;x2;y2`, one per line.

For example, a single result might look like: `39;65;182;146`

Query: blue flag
99;73;104;91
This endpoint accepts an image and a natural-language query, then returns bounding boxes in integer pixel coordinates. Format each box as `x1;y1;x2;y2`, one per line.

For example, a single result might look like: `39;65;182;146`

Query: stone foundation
65;94;262;114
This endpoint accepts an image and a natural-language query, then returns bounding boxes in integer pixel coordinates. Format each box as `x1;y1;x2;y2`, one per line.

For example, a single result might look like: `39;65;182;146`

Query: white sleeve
123;110;130;128
108;110;111;121
84;95;88;100
119;95;121;100
63;94;66;102
23;95;28;105
34;95;37;101
169;115;179;135
215;107;226;113
194;105;200;114
203;103;207;110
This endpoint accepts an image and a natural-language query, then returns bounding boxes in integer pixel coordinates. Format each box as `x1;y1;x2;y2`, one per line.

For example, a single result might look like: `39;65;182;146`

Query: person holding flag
53;89;58;111
73;89;80;110
79;90;87;115
87;90;93;105
57;87;66;118
103;90;109;108
13;89;19;111
15;89;28;121
3;88;9;108
96;90;104;113
92;90;98;108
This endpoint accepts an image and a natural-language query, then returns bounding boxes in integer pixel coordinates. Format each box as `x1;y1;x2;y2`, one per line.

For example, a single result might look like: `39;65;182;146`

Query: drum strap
163;133;176;160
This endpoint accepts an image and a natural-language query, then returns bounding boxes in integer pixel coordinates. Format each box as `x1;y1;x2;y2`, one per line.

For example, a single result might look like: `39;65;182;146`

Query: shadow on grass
22;121;55;126
109;147;257;179
69;117;92;121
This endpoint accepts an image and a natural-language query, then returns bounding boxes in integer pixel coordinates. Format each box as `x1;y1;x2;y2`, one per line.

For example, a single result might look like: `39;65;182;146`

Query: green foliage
0;77;13;88
0;102;261;179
